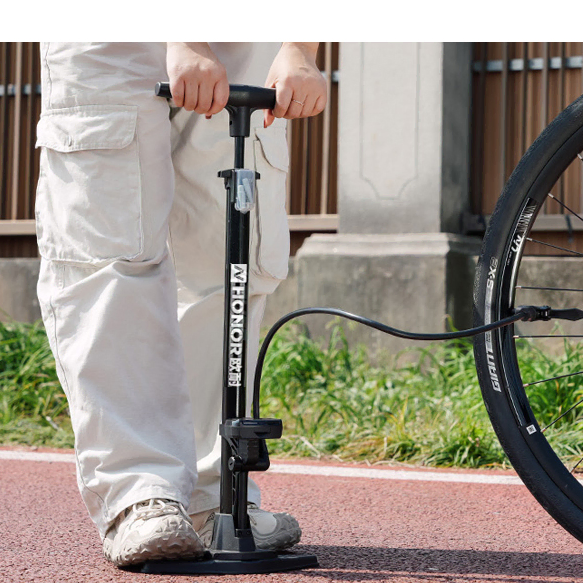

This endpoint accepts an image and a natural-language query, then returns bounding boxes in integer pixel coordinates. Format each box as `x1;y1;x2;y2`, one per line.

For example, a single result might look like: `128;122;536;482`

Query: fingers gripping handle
155;82;275;137
154;82;276;110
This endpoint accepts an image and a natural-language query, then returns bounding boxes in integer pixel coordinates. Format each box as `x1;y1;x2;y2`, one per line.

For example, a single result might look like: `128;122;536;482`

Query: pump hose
251;306;530;419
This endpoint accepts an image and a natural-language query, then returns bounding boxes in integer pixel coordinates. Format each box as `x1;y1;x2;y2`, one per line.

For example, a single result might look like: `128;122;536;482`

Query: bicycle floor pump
139;82;318;575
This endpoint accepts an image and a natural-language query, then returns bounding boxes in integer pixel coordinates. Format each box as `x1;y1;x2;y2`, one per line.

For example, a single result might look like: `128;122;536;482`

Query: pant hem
187;493;220;516
187;494;261;516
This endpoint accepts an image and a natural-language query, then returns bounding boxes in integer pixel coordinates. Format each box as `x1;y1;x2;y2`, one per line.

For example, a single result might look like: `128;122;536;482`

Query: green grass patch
3;318;583;470
260;321;507;467
0;319;73;448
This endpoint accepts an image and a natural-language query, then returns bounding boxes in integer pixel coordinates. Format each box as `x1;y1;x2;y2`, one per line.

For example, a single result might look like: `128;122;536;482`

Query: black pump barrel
154;82;276;111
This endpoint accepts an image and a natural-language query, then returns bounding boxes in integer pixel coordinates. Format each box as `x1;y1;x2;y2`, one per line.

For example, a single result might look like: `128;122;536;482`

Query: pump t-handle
155;82;275;110
155;82;275;138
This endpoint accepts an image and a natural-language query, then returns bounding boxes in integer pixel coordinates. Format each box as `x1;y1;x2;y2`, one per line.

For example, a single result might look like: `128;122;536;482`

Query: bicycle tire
474;93;583;543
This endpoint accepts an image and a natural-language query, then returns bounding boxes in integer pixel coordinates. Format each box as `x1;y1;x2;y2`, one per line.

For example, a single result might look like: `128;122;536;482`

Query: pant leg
35;42;197;537
168;42;291;514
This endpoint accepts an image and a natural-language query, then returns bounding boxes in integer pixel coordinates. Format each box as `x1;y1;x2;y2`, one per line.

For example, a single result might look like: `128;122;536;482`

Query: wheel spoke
571;457;583;474
526;237;583;257
523;370;583;388
514;335;583;338
547;192;583;225
542;396;583;432
517;286;583;293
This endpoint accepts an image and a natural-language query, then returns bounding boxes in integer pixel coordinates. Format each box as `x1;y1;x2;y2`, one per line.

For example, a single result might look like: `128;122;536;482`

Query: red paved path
2;450;583;582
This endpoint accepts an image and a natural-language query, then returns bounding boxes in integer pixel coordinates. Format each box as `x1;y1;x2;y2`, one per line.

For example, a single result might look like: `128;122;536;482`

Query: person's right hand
166;43;229;117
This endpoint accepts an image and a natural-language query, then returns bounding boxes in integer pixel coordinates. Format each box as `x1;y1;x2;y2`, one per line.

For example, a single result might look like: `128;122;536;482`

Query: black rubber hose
252;306;529;419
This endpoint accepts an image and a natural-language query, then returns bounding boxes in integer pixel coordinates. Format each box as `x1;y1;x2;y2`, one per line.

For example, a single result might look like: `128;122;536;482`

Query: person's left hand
264;43;327;128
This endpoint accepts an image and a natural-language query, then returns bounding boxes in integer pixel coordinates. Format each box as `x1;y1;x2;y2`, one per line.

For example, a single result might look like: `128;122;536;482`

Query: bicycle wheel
474;93;583;543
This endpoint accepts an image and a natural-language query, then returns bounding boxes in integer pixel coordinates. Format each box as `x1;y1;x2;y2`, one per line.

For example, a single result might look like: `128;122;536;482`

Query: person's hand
166;42;229;118
264;43;327;128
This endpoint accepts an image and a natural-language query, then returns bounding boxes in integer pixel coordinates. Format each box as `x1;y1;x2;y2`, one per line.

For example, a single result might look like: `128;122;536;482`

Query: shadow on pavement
297;545;583;582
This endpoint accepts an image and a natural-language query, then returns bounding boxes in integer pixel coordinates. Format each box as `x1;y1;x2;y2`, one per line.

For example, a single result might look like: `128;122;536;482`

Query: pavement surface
2;447;583;583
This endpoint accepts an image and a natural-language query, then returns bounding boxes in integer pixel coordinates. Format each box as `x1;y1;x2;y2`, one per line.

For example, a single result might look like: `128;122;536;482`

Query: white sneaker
102;498;205;567
192;503;301;551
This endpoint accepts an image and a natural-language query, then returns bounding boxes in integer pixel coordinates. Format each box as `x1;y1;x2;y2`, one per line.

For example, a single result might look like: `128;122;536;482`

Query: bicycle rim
475;94;583;539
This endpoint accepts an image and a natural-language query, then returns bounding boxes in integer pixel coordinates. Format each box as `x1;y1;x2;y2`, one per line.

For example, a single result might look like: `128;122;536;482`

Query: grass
0;319;73;448
511;334;583;467
3;318;583;470
259;321;507;467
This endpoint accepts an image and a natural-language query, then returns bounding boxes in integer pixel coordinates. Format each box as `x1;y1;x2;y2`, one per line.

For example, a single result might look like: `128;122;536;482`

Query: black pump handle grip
155;82;276;110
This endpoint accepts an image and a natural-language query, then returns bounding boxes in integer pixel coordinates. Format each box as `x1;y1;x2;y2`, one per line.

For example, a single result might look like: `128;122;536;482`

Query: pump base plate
138;551;318;575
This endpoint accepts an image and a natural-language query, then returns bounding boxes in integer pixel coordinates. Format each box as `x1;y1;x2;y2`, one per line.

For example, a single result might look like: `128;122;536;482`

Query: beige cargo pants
35;43;290;537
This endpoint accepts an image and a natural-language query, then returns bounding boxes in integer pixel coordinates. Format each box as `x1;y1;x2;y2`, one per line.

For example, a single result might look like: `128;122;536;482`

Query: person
34;42;327;567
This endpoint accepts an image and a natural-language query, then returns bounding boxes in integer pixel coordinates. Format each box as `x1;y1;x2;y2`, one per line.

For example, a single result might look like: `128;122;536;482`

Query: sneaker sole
106;522;204;567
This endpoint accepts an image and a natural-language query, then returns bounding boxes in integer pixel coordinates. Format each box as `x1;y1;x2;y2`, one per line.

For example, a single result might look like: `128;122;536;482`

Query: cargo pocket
35;104;142;266
251;126;290;281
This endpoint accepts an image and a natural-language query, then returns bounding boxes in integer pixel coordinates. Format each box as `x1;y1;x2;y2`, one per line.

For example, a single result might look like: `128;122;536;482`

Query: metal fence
0;42;40;257
0;42;339;258
8;42;578;260
468;42;583;255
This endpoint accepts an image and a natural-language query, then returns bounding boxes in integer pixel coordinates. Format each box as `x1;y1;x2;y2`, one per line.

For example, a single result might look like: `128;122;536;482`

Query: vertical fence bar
289;119;304;216
327;42;339;215
306;113;321;214
541;42;549;130
559;43;566;205
500;42;509;192
319;42;332;215
0;43;8;220
24;43;35;219
300;118;309;214
10;42;23;220
580;42;583;219
472;42;487;214
521;42;528;156
285;120;292;215
542;42;550;214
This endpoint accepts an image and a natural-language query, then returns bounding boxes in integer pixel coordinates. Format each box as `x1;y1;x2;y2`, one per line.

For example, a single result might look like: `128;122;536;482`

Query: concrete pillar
337;42;474;235
293;42;481;353
0;259;41;323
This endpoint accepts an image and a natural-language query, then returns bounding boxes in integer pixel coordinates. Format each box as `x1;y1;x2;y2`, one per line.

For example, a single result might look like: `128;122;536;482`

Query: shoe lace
131;498;182;522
